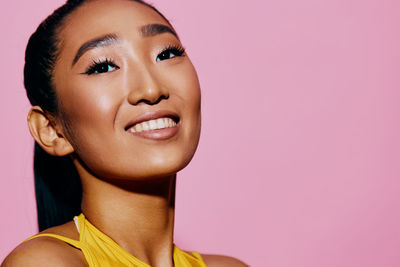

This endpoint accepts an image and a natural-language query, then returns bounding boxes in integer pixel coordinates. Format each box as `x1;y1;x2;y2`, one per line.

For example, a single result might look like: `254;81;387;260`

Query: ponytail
24;0;86;231
34;143;82;231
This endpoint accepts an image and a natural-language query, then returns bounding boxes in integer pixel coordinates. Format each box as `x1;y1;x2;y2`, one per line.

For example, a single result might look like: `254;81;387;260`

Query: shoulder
201;254;249;267
1;237;86;267
1;223;86;267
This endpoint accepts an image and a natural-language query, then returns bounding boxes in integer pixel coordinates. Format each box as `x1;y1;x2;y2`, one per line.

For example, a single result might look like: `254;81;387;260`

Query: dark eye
156;46;185;62
85;59;119;75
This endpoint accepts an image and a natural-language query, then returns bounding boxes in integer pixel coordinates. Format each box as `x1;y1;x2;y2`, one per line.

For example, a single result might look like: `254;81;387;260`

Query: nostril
134;94;168;106
126;77;170;106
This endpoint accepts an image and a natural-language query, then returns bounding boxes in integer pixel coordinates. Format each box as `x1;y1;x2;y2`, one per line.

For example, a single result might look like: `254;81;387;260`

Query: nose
127;66;169;105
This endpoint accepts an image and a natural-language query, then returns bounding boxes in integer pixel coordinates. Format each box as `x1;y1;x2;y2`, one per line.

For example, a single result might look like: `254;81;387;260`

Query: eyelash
156;44;186;62
85;58;119;75
84;44;186;75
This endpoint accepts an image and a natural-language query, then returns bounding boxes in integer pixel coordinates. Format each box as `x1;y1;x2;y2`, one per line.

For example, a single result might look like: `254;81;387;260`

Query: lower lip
127;124;179;140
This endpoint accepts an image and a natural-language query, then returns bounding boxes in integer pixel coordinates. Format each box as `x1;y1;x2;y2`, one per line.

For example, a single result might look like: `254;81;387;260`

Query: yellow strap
23;233;82;249
191;251;206;262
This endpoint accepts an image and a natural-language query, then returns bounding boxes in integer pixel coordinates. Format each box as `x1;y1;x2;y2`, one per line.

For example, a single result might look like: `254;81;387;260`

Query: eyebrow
72;33;120;66
140;23;179;39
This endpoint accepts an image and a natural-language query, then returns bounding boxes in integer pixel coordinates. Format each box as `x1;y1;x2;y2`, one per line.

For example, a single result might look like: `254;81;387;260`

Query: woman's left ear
27;106;74;157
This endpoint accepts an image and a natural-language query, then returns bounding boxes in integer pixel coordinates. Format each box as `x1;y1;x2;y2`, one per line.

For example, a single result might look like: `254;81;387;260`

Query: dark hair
24;0;172;231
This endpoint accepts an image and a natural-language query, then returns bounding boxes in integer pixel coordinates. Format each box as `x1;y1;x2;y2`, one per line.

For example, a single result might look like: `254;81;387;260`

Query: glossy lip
125;110;180;140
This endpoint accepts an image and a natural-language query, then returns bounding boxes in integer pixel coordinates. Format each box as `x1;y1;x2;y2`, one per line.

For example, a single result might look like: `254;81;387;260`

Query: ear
27;106;74;156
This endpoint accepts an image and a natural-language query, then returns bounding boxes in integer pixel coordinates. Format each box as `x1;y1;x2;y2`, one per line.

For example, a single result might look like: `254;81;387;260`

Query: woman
2;0;247;266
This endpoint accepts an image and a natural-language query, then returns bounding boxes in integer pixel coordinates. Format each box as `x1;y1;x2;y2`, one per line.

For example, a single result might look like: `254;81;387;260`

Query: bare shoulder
201;254;249;267
1;222;86;267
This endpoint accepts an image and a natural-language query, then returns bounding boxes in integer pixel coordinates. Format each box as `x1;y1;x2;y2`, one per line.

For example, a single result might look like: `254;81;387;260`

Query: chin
75;130;200;182
131;154;194;180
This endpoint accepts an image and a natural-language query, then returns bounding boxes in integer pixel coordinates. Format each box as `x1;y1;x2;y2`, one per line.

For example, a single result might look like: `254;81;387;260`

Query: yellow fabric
24;214;207;267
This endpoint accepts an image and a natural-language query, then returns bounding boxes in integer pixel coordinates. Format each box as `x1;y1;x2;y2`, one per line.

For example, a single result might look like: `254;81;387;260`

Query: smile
128;117;177;133
125;110;180;140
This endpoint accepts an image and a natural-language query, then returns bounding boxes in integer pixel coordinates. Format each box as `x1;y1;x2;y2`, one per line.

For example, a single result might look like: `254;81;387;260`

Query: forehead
59;0;167;49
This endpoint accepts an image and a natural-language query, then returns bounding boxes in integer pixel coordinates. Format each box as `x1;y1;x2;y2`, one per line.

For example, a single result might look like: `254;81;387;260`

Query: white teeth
157;118;165;129
142;121;150;131
135;123;143;132
129;117;176;133
149;120;157;130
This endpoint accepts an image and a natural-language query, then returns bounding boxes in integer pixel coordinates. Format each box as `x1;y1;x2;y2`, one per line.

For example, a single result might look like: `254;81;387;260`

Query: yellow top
24;213;207;267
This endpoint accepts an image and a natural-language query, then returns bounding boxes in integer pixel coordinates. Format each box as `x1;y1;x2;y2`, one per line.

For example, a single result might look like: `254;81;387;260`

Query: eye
85;58;120;75
156;45;185;62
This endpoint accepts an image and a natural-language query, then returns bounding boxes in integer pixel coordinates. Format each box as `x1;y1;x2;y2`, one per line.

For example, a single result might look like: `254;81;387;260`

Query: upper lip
124;110;180;131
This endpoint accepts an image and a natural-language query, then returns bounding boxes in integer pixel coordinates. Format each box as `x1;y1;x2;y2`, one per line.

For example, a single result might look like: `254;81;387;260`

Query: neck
77;164;176;267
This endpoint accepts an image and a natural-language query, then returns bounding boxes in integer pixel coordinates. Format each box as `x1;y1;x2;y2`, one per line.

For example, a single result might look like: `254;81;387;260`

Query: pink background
1;0;399;266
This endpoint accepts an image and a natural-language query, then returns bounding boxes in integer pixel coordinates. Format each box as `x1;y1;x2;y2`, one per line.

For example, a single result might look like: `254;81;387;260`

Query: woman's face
52;0;201;180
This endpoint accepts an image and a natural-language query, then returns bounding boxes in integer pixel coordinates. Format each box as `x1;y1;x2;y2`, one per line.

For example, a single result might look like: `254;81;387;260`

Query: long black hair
24;0;172;231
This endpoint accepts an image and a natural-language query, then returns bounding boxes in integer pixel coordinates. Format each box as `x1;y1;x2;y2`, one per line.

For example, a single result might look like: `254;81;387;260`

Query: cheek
181;65;202;132
171;63;202;155
157;60;201;140
58;78;122;156
168;61;201;115
61;76;122;124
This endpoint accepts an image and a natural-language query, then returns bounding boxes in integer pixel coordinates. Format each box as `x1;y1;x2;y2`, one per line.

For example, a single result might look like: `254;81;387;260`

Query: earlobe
27;106;74;156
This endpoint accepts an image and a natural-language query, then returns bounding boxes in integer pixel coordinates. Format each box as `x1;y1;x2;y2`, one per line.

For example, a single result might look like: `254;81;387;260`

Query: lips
125;110;180;140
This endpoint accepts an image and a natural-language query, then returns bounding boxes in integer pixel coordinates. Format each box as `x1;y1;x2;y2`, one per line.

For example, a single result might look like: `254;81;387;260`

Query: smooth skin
2;0;247;266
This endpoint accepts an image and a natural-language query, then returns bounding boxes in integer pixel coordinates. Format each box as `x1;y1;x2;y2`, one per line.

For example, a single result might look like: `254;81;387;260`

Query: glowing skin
54;1;201;182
